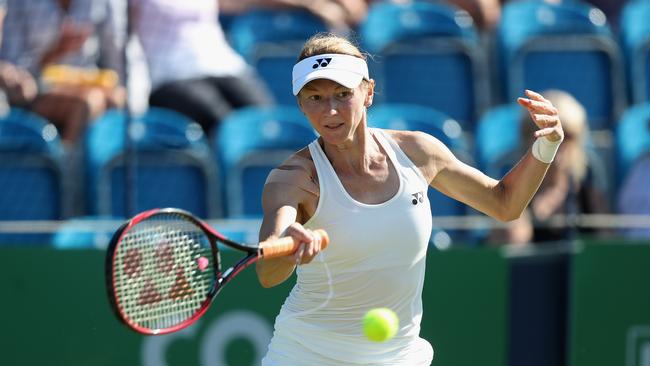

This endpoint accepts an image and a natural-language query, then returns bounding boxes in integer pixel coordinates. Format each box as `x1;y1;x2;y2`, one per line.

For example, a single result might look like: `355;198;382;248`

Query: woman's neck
322;125;384;176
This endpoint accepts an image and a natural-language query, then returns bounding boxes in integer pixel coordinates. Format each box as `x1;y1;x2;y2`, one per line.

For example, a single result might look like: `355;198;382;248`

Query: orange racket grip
259;229;329;259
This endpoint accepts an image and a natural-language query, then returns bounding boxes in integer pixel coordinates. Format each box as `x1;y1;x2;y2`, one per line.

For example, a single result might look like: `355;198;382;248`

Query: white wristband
531;137;562;164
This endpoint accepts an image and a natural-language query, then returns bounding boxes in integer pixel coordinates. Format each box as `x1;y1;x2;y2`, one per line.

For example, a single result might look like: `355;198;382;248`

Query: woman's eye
337;91;351;98
308;95;321;101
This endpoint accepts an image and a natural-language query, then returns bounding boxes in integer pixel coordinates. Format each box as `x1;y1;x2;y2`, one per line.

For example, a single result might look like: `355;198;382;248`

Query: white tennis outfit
262;129;434;365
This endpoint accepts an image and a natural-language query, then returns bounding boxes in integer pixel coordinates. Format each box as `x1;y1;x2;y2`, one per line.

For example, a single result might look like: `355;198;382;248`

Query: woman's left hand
517;89;564;142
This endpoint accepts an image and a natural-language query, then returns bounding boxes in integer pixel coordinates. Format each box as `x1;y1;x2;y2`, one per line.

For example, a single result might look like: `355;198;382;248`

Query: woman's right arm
255;162;323;288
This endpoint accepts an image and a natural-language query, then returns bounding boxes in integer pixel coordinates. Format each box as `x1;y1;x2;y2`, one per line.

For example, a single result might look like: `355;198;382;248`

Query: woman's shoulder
264;147;319;196
285;147;317;174
380;128;451;183
382;129;446;159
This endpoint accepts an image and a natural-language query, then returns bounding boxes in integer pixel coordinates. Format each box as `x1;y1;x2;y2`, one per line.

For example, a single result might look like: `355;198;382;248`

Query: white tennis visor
292;53;369;95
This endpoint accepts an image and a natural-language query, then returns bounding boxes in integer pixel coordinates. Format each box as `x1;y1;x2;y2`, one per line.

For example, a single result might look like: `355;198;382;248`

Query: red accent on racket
105;208;329;335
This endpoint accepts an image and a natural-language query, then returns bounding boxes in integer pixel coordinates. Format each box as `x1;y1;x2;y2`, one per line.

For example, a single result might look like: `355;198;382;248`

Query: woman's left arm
428;90;565;222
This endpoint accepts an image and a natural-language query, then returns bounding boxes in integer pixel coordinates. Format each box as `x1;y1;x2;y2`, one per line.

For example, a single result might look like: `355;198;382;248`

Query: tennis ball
363;308;399;342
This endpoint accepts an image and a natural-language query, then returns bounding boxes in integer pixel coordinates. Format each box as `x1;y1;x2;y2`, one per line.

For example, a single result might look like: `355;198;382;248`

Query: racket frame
105;208;261;335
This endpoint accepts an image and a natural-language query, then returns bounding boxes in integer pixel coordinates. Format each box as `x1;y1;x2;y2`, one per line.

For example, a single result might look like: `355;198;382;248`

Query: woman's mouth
325;122;344;129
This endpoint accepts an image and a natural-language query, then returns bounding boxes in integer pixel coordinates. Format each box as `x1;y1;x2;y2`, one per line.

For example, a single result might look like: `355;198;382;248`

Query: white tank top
263;129;434;365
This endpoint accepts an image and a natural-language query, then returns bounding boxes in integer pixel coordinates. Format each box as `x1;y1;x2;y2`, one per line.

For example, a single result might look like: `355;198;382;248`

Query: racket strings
113;215;216;331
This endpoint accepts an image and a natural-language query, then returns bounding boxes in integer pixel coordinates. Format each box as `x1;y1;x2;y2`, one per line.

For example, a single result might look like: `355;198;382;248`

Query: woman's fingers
517;97;558;115
524;89;547;101
284;224;322;265
534;127;557;139
532;113;559;126
298;231;322;264
518;90;565;142
293;243;306;264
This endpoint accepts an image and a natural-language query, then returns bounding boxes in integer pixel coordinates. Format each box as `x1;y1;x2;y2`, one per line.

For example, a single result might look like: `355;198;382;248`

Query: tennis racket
105;207;329;335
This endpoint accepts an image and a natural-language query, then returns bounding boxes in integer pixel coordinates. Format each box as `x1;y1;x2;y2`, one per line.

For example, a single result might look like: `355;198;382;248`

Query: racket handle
260;229;329;259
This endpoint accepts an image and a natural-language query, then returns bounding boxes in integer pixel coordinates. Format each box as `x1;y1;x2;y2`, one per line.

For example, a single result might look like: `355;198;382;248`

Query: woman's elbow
492;206;524;222
256;269;278;288
258;277;277;289
256;263;290;288
501;210;524;222
257;271;280;288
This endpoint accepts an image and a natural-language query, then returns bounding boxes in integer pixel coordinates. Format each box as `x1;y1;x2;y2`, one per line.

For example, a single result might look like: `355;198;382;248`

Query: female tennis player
256;33;564;365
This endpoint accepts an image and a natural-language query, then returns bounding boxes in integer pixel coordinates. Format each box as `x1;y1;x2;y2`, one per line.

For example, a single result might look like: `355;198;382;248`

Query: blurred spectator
0;2;38;111
130;0;274;135
488;90;610;245
0;0;127;144
0;61;37;111
618;154;650;239
0;1;25;116
220;0;368;32
382;0;500;31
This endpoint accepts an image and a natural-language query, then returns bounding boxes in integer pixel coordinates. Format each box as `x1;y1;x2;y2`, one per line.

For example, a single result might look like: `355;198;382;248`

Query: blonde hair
298;32;366;62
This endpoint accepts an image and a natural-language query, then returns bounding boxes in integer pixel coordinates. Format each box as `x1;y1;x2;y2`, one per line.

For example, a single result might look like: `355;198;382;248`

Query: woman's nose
325;97;338;115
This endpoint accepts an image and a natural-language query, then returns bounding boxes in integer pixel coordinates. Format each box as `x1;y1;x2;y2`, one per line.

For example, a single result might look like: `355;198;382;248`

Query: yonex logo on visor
292;53;369;95
312;58;332;68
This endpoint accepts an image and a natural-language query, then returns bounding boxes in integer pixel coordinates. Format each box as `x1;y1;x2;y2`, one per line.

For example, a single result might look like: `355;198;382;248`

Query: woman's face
297;78;373;147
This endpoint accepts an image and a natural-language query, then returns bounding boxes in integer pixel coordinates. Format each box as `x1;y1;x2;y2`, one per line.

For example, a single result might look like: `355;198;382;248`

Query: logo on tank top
312;58;332;69
411;191;424;205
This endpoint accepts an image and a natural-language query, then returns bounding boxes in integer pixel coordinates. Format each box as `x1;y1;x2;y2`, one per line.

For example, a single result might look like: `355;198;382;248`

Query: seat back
497;0;625;130
85;108;220;218
214;106;317;217
362;1;488;131
475;103;522;176
615;103;650;188
620;0;650;104
0;108;67;245
228;9;328;105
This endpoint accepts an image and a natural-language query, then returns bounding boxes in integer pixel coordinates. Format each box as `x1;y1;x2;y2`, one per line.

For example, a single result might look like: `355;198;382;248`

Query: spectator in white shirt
130;0;273;134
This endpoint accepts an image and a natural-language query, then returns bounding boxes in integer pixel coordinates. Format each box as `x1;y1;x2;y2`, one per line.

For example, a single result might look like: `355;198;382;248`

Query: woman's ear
364;79;375;107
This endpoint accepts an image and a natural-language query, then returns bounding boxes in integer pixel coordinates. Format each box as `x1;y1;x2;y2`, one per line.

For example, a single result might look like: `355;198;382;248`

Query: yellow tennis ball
363;308;399;342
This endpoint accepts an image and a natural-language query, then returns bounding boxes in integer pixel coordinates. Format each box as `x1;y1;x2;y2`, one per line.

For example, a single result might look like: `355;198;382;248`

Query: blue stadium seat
361;1;489;131
0;108;68;245
214;106;317;217
475;103;522;177
615;103;650;188
85;108;221;218
368;104;473;243
228;9;328;105
620;0;650;104
496;0;626;130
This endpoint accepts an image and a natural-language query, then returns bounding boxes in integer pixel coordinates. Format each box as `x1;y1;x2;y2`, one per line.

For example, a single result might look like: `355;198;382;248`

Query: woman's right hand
282;223;327;265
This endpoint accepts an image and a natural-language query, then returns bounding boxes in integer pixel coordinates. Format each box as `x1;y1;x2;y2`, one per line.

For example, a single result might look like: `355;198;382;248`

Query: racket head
105;208;221;335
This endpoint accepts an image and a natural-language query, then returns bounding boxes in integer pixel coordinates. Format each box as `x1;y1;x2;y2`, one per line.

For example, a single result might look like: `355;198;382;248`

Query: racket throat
220;267;233;281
